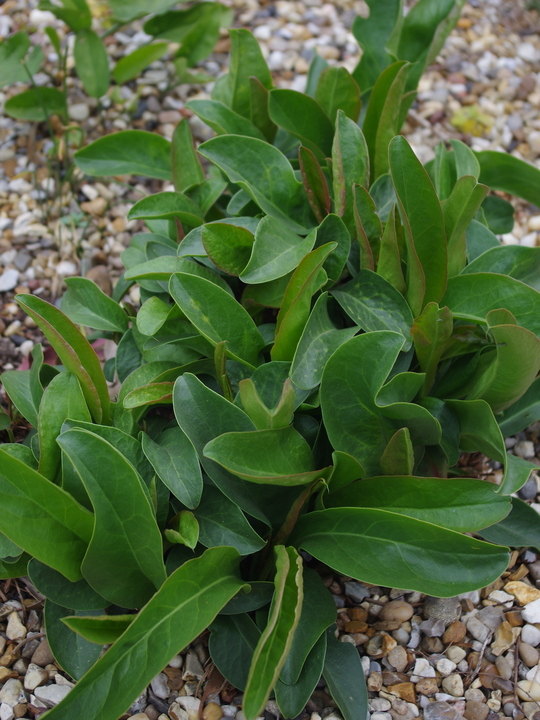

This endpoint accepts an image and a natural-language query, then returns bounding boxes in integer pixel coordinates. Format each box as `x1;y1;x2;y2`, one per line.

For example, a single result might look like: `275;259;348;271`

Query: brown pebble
85;265;112;296
350;632;369;645
464;700;489;720
443;620;467;644
382;671;409;686
349;607;368;622
31;641;55;667
479;662;499;689
422;636;444;653
13;705;27;719
519;642;540;667
388;682;416;704
344;620;368;633
492;677;514;694
162;667;184;691
505;610;523;627
379;600;414;623
144;707;159;720
367;671;382;691
203;703;223;720
388;645;408;672
416;677;439;696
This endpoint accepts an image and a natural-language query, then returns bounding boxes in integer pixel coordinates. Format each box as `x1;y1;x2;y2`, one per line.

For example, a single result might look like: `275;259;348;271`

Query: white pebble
436;658;457;677
523;625;540;647
0;269;19;293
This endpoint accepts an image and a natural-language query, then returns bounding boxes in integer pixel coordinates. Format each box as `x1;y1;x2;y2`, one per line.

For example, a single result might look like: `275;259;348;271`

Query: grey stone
31;640;55;667
344;581;370;602
476;605;503;631
423;701;461;720
182;651;204;681
466;616;490;643
128;691;148;714
0;680;25;708
150;673;169;700
34;684;71;707
14;252;31;272
0;269;19;293
423;597;462;625
529;561;540;582
419;618;446;637
519;477;537;501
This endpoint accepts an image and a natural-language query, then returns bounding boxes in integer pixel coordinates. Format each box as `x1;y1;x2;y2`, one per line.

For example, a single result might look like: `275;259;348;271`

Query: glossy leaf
243;546;304;720
498;377;540;436
113;41;169;84
28;559;107;611
45;601;103;681
171;118;205;192
479;498;540;552
291;507;509;596
1;344;47;427
202;222;254;276
410;302;453;394
128;192;203;227
351;0;401;91
332;110;369;231
227;28;273;118
75;131;171;180
170;272;264;368
57;428;166;608
0;449;93;581
187;99;265;140
443;176;488;277
276;633;327;720
323;628;367;720
315;66;361;123
0;32;45;88
299;146;331;224
476;150;540;207
62;614;134;645
5;87;66;121
269;89;334;160
74;30;109;98
61;277;129;332
209;614;260;690
43;548;245;720
462;246;540;292
380;427;414;475
238;377;295;430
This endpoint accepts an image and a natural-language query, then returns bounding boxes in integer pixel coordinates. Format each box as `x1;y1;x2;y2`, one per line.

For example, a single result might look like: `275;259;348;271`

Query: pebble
517;680;540;702
464;700;489;720
0;680;25;708
423;701;461;720
423;597;461;625
380;601;414;623
441;674;464;697
31;641;54;667
203;703;223;720
343;581;369;602
419;618;446;637
23;663;48;691
55;260;78;277
80;197;108;215
182;651;204;681
520;642;540;667
523;599;540;624
34;684;71;707
467;616;490;643
523;625;540;647
505;581;540;605
388;645;408;672
446;646;467;664
411;658;436;681
150;673;169;699
442;621;466;645
436;658;457;677
0;269;19;293
6;613;26;641
372;713;392;720
68;103;90;121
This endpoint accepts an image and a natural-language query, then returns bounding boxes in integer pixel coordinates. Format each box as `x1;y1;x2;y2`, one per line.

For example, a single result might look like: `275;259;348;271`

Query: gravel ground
2;1;540;719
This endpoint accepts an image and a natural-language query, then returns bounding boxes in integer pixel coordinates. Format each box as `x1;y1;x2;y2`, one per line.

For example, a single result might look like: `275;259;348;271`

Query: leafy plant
2;3;540;720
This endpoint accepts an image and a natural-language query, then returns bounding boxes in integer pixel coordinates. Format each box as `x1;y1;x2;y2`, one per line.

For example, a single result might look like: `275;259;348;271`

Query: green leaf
42;547;245;720
204;427;330;486
244;546;304;720
57;428;166;608
315;66;361;123
128;192;203;227
142;427;202;509
62;614;134;645
324;476;511;532
269;89;334;160
171;118;204;192
276;633;327;719
238;377;295;430
479;498;540;552
498;377;540;436
352;0;401;91
123;382;173;409
0;32;43;88
292;507;509;596
0;553;31;579
195;486;265;556
390;135;447;307
306;51;329;97
5;87;66;121
187;99;265;140
272;243;336;362
332;269;413;351
28;559;107;611
476;150;540;207
39;0;92;30
313;213;350;287
363;61;410;181
482;195;514;235
209;614;260;690
332;110;369;231
75;131;171;180
323;628;367;720
170;272;264;368
466;220;500;262
280;569;335;685
463;246;540;292
37;372;90;481
443;176;489;276
1;344;47;427
221;582;274;615
16;294;110;424
61;277;128;332
113;41;169;84
291;293;357;390
0;449;92;581
241;216;315;285
45;601;103;681
202;222;254;276
199;135;314;234
380;427;414;475
410;302;453;394
298;146;331;224
442;273;540;337
74;30;109;98
249;76;277;143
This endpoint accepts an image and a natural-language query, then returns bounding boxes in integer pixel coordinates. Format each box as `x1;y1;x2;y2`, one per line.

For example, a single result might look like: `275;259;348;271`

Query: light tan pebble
379;600;414;623
157;716;170;720
442;674;464;697
523;702;540;720
6;614;26;642
24;663;51;691
203;703;223;720
487;698;501;712
446;646;467;664
529;215;540;231
505;582;540;606
85;265;112;296
520;643;540;667
492;621;518;656
464;700;489;720
81;197;108;215
388;645;408;672
517;680;540;702
128;715;150;720
495;654;513;680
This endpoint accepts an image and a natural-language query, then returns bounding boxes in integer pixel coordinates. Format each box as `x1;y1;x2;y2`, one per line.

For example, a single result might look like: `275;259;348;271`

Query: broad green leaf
142;427;202;509
299;146;331;224
332;110;369;231
476;150;540;207
113;42;169;84
313;213;350;287
306;51;329;97
74;30;109;98
241;216;315;285
332;269;413;350
249;76;277;143
227;28;273;118
272;243;336;362
450;138;480;179
276;633;327;720
199;135;314;234
75;131;171;180
62;614;134;645
244;546;304;720
204;427;330;486
325;476;511;532
291;293;357;390
353;185;380;270
410;302;453;394
209;614;260;690
243;275;292;309
498;377;540;436
280;569;335;685
327;451;365;493
0;530;21;559
136;296;175;336
39;0;92;30
269;89;333;160
195;486;265;556
0;449;92;581
292;507;509;596
323;628;367;720
16;294;110;424
61;277;128;332
482;195;514;235
142;3;221;41
0;32;44;88
45;602;103;681
462;246;540;292
128;192;203;227
442;273;540;337
443;176;489;276
321;332;441;476
170;272;264;368
174;3;230;66
187;99;265;140
315;66;361;123
238;377;295;430
202;223;254;276
171;118;205;192
42;547;245;720
221;582;274;615
0;553;30;579
187;176;227;216
5;87;66;121
479;498;540;552
1;344;47;428
363;61;410;181
126;256;233;295
165;510;199;550
390;135;447;307
57;429;166;608
377;205;406;294
351;0;401;90
38;373;90;481
28;559;107;611
380;427;414;475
